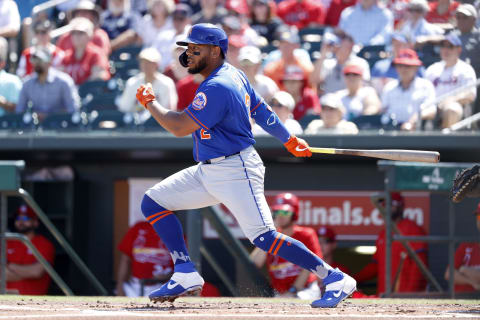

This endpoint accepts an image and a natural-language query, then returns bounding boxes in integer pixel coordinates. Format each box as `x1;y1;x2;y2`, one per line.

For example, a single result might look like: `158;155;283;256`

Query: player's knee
252;230;279;252
141;194;167;218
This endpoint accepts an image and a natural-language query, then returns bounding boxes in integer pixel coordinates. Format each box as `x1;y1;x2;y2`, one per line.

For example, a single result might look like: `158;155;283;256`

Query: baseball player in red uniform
250;193;322;298
355;193;428;295
6;205;55;295
318;226;351;275
444;202;480;292
135;23;356;308
116;221;174;297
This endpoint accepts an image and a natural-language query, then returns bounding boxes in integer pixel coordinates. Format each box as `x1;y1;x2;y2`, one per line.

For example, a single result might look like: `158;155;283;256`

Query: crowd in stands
0;0;479;132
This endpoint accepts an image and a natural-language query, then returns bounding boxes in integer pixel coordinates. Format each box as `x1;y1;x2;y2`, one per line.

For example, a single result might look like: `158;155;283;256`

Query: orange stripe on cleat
268;234;280;254
273;235;286;255
145;210;171;221
149;212;173;225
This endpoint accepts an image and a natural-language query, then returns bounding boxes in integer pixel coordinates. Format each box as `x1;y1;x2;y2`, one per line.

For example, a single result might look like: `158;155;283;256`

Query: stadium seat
299;27;325;61
110;46;142;80
358;45;387;69
351;114;399;131
89;110;136;130
41;112;88;131
142;116;166;132
0;113;37;131
299;114;321;130
79;79;123;112
417;43;440;68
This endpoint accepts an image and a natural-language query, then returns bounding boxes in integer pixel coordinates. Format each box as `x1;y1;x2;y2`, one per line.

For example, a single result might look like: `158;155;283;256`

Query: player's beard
188;56;208;74
16;225;36;234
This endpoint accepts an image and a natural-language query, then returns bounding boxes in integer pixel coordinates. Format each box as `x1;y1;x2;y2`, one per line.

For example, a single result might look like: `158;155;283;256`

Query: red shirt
118;221;173;279
453;242;480;292
176;75;200;111
373;219;428;295
293;87;321;120
7;235;55;295
426;1;459;23
57;29;111;57
61;43;111;85
266;225;322;293
277;0;326;29
325;0;357;26
17;45;65;78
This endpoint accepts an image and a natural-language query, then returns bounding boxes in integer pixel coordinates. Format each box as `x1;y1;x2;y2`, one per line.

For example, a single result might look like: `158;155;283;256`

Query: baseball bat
308;147;440;163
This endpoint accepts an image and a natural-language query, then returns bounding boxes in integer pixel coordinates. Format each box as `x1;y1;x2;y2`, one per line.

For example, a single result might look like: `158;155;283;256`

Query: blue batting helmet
176;23;229;56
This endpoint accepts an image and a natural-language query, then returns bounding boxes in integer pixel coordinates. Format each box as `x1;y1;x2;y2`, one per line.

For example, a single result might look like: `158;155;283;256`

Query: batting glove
136;84;156;108
284;135;312;157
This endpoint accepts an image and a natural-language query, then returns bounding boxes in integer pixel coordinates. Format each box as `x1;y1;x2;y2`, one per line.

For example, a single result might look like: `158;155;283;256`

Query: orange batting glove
284;135;312;157
136;84;156;108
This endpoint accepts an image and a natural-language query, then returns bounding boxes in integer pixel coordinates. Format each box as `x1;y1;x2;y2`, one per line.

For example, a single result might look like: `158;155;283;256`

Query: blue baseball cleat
148;263;204;303
311;268;356;308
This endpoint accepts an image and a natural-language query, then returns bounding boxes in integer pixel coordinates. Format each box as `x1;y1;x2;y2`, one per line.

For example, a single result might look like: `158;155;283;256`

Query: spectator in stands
57;0;111;57
444;202;480;292
325;0;357;26
398;0;443;43
452;4;480;78
225;34;246;69
425;33;476;128
371;32;425;93
276;0;325;29
191;0;228;25
118;48;177;123
249;0;283;44
263;26;314;90
339;0;393;45
336;63;381;120
0;0;20;39
0;37;22;116
426;0;459;24
61;17;111;85
139;0;175;48
252;91;303;135
101;0;141;51
172;4;192;36
221;14;260;47
310;31;370;94
281;66;320;121
17;20;65;79
116;220;173;297
355;192;428;296
250;192;322;299
304;93;359;134
238;46;278;102
317;226;351;274
17;48;80;121
381;49;436;131
6;204;55;295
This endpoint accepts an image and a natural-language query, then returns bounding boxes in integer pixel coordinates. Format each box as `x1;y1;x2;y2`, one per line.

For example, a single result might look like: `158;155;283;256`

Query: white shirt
0;0;20;31
118;72;178;122
140;15;174;48
152;25;190;72
253;74;279;102
304;119;359;134
337;86;377;119
320;55;371;94
425;59;477;100
398;18;443;42
381;77;435;123
252;118;303;136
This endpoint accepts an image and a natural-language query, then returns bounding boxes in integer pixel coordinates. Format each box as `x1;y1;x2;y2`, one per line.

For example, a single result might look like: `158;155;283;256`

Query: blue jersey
185;63;262;162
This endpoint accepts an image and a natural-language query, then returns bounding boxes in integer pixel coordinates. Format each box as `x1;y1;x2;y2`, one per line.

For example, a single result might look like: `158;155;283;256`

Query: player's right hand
284;135;312;157
136;83;156;108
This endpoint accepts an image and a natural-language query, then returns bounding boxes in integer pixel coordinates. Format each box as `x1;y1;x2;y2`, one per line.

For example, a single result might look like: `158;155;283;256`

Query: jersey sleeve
185;83;228;130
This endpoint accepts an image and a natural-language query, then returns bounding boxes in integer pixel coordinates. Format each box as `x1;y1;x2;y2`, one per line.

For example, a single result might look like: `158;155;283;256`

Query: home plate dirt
0;296;478;320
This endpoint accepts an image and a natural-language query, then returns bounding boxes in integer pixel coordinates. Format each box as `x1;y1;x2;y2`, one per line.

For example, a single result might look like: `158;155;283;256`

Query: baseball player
135;23;356;308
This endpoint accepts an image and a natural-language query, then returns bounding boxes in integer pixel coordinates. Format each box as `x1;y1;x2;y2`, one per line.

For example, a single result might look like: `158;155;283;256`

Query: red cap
16;204;37;220
229;34;246;48
225;0;249;15
343;64;363;75
318;226;336;242
391;192;405;207
393;48;422;66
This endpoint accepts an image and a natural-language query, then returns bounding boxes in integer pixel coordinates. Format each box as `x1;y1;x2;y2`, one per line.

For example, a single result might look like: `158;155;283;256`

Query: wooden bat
308;147;440;163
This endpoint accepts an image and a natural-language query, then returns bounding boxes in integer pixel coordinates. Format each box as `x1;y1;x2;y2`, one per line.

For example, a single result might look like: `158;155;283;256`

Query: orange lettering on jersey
245;93;251;108
200;129;211;140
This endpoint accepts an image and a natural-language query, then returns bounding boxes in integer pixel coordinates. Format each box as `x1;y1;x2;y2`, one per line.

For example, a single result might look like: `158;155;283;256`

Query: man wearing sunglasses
250;193;322;299
5;205;55;295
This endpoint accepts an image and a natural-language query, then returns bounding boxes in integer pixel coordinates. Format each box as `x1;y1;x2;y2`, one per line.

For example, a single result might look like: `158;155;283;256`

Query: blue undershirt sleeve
251;101;291;143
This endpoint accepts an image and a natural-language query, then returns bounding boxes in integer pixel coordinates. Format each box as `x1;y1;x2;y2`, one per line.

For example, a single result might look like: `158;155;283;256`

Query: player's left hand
284;135;312;157
136;83;156;108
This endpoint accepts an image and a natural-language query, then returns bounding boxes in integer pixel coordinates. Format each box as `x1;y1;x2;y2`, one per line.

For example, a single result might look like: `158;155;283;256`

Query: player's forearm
251;102;290;143
5;266;23;282
292;269;310;290
146;101;190;137
8;263;45;279
249;247;267;268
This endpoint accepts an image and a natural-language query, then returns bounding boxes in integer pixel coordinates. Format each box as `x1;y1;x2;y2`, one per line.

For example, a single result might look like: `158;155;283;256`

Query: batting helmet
272;192;300;221
176;23;229;56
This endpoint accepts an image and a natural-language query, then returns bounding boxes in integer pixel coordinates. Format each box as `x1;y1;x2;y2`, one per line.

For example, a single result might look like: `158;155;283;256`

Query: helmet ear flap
179;50;189;68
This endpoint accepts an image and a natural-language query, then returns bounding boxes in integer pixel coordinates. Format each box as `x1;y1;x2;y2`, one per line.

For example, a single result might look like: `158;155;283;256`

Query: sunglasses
408;8;424;12
344;73;361;77
273;210;294;217
16;215;32;221
440;44;455;49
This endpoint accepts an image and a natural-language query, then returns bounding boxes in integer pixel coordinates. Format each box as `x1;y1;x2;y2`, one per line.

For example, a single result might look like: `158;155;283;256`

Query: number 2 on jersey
200;129;211;140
